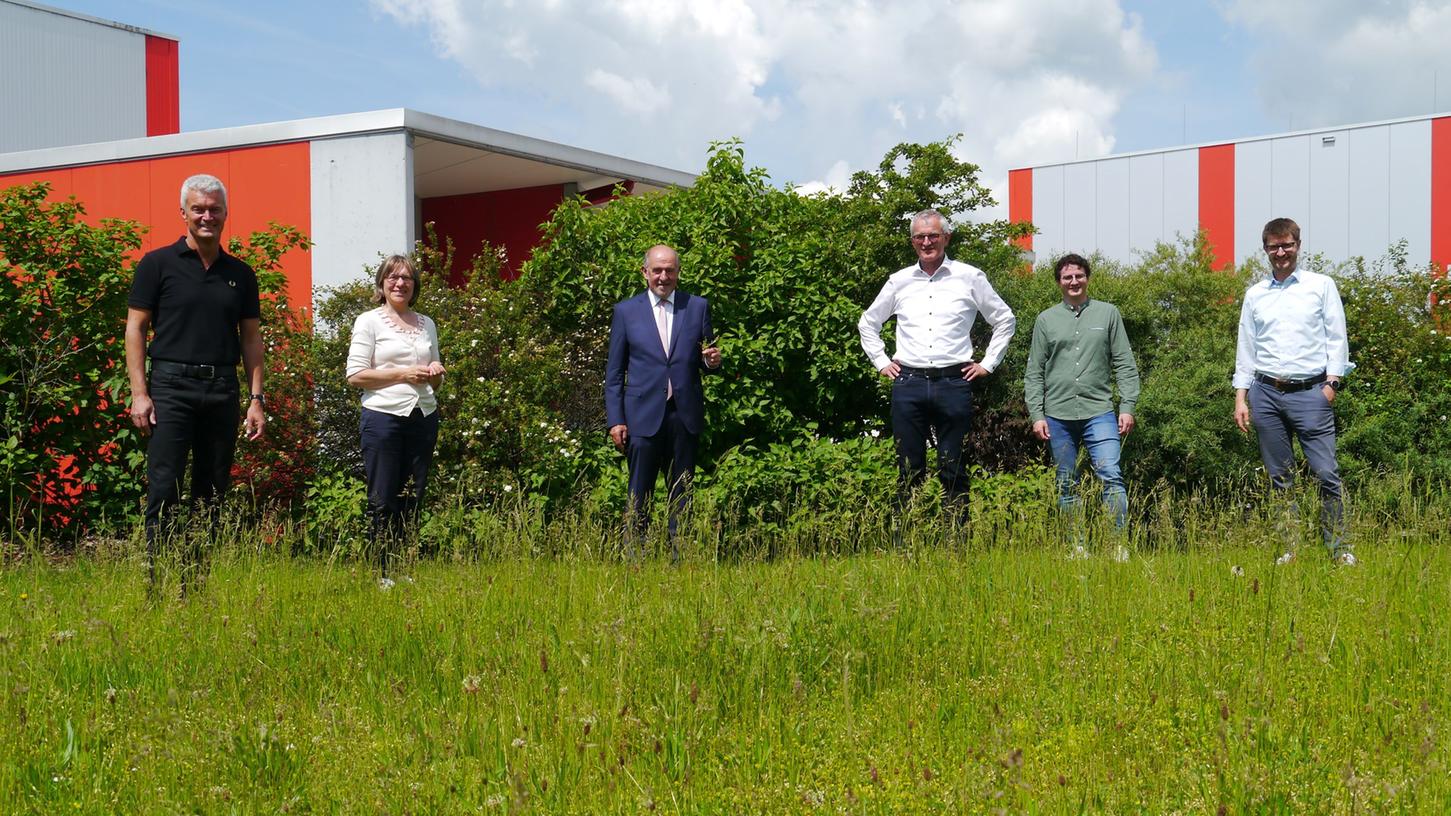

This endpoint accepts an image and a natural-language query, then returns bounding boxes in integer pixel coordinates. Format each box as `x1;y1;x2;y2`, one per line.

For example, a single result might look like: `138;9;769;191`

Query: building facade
1009;113;1451;274
1;0;179;152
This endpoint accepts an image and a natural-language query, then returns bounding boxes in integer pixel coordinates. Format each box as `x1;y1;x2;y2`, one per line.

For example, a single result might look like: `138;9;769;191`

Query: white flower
511;737;526;748
870;429;881;438
1230;565;1244;577
503;485;513;493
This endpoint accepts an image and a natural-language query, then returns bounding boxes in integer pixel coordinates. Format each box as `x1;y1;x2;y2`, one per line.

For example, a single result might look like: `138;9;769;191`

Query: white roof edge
4;0;178;41
402;109;698;189
0;107;698;188
1015;108;1451;171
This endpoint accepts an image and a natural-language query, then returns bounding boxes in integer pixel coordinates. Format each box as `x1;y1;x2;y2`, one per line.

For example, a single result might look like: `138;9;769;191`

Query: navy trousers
891;371;974;518
360;406;440;573
1248;379;1346;553
624;399;697;556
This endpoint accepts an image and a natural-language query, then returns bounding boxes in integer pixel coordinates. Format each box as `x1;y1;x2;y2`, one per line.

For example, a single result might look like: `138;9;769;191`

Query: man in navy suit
605;244;722;558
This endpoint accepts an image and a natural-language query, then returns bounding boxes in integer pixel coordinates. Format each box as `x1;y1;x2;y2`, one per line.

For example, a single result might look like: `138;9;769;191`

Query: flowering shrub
0;183;141;535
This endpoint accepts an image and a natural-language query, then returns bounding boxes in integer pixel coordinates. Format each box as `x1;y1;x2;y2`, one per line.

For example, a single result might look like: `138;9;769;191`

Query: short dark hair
1053;253;1091;281
372;255;419;307
1262;217;1300;246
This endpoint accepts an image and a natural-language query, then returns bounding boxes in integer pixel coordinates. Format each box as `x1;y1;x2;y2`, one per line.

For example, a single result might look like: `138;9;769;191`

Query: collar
1268;267;1300;288
648;290;676;308
1061;298;1091;315
914;257;954;278
171;235;228;260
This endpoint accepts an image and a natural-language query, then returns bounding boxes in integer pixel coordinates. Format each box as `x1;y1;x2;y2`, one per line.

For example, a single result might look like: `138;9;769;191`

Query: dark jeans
1248;379;1346;553
891;370;974;517
144;364;240;586
624;399;698;558
360;406;440;574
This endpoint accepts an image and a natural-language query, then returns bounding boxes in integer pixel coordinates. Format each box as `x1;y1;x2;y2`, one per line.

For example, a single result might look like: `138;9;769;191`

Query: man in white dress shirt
1233;217;1355;565
859;209;1016;523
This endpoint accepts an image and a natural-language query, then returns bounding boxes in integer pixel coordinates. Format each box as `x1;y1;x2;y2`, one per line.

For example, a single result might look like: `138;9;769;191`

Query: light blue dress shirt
1232;266;1353;390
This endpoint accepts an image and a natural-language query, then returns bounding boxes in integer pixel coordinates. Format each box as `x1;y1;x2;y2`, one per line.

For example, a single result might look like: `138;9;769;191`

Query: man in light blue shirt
1232;217;1354;565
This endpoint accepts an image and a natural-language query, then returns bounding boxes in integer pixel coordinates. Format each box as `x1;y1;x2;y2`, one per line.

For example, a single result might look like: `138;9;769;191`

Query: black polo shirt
128;236;261;366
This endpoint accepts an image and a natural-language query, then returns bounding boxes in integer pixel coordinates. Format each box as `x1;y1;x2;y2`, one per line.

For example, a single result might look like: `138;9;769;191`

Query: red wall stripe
1432;117;1451;279
1008;168;1033;251
144;36;180;136
1198;144;1235;271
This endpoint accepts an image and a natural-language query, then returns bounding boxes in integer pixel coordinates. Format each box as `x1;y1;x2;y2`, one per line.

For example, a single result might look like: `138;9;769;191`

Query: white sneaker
1068;545;1090;561
1112;545;1130;563
378;577;396;590
1275;551;1295;566
1334;552;1358;566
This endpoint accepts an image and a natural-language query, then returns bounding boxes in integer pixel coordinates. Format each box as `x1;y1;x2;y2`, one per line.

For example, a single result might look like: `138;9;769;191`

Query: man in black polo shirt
125;174;266;591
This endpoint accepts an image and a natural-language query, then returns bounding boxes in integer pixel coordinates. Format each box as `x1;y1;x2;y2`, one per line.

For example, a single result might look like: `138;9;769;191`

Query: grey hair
910;208;952;235
179;174;228;209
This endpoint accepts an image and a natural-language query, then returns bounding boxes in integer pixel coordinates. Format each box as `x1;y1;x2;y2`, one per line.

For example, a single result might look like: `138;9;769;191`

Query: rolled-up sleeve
858;279;898;371
974;277;1016;372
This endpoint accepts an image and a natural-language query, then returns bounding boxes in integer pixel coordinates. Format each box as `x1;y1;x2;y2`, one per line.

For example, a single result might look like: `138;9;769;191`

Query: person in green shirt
1024;253;1141;533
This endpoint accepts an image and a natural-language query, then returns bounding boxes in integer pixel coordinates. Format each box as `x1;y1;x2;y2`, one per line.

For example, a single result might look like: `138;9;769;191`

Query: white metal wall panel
310;132;416;296
1308;131;1349;260
1031;165;1066;262
0;2;147;152
1127;154;1163;258
1235;140;1273;264
1094;158;1131;262
1270;135;1311;235
1162;149;1199;246
1063;163;1097;257
1346;125;1391;261
1387;120;1432;264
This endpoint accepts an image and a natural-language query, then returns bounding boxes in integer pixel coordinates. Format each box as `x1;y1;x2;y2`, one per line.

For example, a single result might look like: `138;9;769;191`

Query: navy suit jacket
605;290;717;437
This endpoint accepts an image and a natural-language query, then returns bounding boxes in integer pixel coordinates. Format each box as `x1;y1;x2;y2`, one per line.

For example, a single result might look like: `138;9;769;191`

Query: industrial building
0;0;696;312
1008;113;1451;273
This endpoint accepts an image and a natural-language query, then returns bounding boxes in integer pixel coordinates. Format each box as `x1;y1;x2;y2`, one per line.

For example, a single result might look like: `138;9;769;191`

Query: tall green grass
2;483;1448;813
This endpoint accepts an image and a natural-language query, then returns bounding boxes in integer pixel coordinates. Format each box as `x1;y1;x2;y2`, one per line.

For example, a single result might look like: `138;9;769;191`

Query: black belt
151;360;233;379
1254;372;1326;392
898;364;967;379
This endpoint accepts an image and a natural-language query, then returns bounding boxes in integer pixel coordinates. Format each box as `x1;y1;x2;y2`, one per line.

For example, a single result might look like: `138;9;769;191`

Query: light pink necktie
656;299;673;399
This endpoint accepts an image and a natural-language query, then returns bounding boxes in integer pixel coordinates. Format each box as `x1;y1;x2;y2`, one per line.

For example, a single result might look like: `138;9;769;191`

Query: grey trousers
1248;379;1346;553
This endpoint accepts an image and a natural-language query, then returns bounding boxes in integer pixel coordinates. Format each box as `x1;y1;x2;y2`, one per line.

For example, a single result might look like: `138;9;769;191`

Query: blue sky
51;0;1451;211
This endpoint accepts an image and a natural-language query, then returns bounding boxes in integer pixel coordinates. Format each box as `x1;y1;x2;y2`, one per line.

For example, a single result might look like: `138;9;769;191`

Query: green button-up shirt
1024;299;1140;423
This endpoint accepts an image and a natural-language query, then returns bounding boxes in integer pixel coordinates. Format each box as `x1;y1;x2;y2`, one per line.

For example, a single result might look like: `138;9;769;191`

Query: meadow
2;485;1450;815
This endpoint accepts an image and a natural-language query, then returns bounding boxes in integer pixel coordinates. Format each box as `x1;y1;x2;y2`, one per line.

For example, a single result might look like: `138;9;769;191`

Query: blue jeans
1046;411;1127;528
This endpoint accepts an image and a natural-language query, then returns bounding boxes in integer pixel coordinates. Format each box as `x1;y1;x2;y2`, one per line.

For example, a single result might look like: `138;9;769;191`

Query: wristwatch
250;393;266;404
1327;380;1344;393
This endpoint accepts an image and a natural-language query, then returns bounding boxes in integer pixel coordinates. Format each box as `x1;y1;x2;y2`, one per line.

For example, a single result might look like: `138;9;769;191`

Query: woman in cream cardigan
345;255;445;579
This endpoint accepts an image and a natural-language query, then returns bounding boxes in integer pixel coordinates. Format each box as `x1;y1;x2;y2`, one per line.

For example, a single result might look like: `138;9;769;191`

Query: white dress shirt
1233;266;1353;389
650;290;674;347
346;307;441;416
858;257;1017;371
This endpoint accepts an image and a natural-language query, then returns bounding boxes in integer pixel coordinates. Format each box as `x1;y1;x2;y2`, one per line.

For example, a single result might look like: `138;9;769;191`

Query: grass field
3;494;1450;814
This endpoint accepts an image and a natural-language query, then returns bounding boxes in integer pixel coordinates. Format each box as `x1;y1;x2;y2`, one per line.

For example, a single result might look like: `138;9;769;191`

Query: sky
48;0;1451;217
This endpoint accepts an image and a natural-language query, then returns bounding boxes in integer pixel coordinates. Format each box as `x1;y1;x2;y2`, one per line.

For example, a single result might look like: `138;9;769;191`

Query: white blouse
346;307;441;417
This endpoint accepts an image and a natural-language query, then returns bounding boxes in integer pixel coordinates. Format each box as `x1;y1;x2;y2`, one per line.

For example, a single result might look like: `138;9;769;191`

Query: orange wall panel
1198;144;1235;271
0;142;312;310
1433;117;1451;279
1008;168;1033;251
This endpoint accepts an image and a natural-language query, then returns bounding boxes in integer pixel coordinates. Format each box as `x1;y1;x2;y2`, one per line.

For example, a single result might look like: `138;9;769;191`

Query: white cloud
1220;0;1451;128
793;159;853;196
374;0;1159;220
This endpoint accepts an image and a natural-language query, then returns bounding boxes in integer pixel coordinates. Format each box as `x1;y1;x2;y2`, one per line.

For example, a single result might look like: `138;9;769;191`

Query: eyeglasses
911;232;944;244
384;274;416;284
1264;242;1298;254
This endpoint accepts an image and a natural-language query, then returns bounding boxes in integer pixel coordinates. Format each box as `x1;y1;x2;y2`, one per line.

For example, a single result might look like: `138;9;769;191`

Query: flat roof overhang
0;108;698;196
